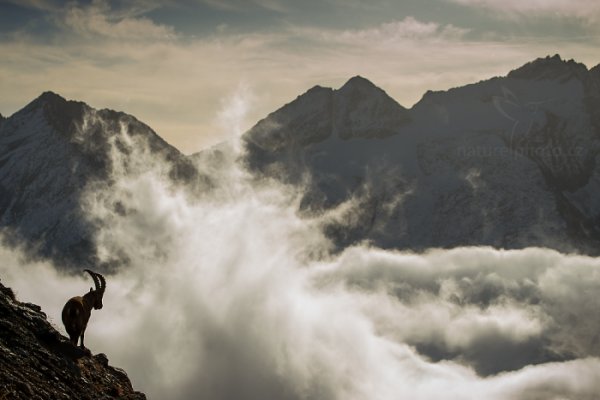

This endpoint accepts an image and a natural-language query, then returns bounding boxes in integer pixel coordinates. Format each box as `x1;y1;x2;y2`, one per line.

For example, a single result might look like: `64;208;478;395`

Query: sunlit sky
1;0;599;154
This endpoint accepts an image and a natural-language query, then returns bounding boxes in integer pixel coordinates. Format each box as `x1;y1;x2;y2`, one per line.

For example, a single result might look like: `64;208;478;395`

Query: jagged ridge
242;55;600;254
508;54;589;82
245;75;410;153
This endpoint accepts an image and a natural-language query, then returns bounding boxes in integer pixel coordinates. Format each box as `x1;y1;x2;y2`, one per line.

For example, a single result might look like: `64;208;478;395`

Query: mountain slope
245;75;410;177
0;92;203;268
0;278;145;399
243;55;600;254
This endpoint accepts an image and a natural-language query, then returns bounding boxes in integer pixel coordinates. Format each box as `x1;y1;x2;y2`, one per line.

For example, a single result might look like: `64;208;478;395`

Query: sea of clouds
1;112;600;400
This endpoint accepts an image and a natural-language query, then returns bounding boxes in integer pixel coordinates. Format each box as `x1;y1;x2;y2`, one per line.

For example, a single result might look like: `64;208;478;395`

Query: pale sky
1;0;599;154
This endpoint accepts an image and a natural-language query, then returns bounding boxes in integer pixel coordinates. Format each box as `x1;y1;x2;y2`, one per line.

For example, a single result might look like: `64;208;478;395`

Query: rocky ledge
0;279;145;399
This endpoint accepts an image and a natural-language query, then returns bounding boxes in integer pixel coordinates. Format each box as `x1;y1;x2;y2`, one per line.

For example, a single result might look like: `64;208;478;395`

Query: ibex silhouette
61;269;106;349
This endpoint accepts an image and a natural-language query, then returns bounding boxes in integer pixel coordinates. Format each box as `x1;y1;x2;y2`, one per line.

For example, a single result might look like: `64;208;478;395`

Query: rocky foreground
0;279;145;399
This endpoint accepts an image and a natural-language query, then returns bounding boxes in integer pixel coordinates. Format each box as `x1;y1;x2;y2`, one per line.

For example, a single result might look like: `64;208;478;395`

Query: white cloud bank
2;119;600;399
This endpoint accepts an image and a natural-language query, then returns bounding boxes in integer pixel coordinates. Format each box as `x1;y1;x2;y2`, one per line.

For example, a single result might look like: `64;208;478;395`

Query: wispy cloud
336;17;469;42
444;0;600;22
2;0;62;11
60;1;176;40
195;0;289;13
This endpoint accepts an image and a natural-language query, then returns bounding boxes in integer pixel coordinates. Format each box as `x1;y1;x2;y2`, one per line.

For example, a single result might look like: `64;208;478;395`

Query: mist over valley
1;55;600;399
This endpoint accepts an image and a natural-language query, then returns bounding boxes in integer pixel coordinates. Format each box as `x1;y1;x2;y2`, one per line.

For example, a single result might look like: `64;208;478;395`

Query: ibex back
62;269;106;349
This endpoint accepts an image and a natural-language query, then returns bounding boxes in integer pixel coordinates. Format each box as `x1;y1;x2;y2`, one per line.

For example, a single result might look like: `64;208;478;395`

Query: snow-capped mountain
0;92;201;268
2;55;598;267
243;55;600;254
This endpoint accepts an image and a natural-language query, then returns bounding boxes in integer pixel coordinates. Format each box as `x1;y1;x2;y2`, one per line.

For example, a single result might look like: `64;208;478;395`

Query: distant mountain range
1;54;599;268
243;54;600;254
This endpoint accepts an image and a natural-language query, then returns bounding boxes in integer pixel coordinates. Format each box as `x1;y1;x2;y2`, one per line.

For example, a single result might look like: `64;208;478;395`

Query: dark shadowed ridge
243;75;411;179
507;54;589;81
244;84;335;154
0;278;146;399
0;91;207;270
245;75;410;148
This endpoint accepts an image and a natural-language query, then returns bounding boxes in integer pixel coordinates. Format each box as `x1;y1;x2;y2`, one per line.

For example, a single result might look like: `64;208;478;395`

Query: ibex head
62;269;106;349
84;269;106;310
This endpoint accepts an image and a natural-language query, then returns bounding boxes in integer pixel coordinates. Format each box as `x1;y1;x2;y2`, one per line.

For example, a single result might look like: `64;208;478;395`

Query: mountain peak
25;91;71;110
341;75;377;90
337;75;407;109
305;84;332;95
331;75;410;139
19;91;89;136
38;90;66;102
508;54;588;81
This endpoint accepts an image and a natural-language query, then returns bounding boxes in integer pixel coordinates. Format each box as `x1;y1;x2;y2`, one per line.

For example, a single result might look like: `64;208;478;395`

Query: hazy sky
1;0;599;153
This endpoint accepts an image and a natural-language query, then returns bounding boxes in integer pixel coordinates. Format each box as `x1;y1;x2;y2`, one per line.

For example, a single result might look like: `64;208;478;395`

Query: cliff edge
0;278;145;399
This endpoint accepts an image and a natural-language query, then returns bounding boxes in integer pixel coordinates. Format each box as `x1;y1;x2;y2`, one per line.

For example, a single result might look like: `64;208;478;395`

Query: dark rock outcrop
0;278;145;399
507;54;589;82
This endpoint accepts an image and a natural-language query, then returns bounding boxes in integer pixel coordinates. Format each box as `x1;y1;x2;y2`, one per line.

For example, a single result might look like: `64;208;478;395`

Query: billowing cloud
2;119;600;399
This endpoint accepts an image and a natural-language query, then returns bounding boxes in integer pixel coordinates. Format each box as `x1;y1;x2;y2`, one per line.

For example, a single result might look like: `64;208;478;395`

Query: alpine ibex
62;269;106;349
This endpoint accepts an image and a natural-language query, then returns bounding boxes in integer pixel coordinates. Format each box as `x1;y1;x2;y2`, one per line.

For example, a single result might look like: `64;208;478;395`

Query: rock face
243;55;600;254
0;279;145;399
0;92;203;269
